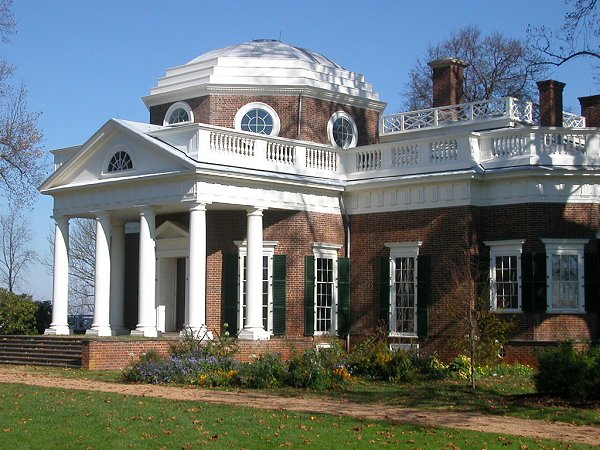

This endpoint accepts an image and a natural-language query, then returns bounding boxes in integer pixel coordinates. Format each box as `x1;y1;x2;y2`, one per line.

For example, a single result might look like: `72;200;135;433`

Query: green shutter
222;253;239;335
584;253;599;313
272;254;287;335
378;256;390;328
304;255;315;336
417;255;429;338
522;253;547;312
337;257;350;335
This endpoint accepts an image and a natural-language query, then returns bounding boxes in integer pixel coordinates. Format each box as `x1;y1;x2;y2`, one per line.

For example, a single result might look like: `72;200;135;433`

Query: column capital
246;206;265;216
136;205;155;216
51;215;70;226
190;202;208;212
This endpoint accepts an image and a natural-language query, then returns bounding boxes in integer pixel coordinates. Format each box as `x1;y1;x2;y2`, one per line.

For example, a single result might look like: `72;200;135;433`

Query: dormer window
234;102;280;136
164;102;193;126
328;111;357;149
107;150;133;172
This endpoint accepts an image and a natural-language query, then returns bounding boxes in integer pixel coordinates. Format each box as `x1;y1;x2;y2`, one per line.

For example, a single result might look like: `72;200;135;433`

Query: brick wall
149;94;380;145
350;202;599;361
82;336;341;370
579;94;600;128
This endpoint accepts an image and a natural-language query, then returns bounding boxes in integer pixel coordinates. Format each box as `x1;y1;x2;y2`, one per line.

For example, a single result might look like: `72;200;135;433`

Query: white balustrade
306;146;338;171
355;149;381;172
429;139;458;163
381;97;534;134
267;141;295;164
391;144;419;167
563;112;586;128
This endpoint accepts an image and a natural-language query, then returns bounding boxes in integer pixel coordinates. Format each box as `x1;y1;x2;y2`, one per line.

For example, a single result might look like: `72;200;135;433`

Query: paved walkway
0;367;599;447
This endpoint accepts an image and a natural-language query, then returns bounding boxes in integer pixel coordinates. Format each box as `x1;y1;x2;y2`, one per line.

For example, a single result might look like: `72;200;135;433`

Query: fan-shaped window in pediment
107;150;133;172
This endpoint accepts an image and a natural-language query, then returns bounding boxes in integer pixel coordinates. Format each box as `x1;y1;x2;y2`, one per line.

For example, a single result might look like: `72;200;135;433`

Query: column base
44;325;71;336
238;327;270;340
130;326;158;338
86;326;112;337
180;325;213;340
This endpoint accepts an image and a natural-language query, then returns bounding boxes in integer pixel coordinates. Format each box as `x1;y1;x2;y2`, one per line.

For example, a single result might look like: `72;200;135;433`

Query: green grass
0;383;592;450
19;364;600;426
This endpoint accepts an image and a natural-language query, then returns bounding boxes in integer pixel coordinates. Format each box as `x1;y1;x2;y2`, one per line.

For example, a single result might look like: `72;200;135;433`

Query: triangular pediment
40;119;196;193
156;220;189;240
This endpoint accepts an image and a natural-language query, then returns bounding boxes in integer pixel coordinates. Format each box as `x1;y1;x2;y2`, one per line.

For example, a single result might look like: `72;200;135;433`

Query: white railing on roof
149;122;599;183
563;112;586;128
381;97;533;134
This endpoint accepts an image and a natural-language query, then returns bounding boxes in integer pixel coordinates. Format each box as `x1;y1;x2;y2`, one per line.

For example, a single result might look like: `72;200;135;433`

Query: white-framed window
312;243;342;335
164;102;193;126
485;240;525;312
385;242;421;336
542;239;588;313
103;144;134;175
234;102;281;136
235;241;278;333
327;111;358;149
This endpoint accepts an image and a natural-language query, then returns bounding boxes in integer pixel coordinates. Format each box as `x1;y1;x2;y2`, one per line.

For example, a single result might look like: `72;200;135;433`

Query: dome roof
144;40;383;109
187;39;344;69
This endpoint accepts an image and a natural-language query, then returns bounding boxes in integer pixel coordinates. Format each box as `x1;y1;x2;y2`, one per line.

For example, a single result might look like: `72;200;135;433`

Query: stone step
0;336;84;368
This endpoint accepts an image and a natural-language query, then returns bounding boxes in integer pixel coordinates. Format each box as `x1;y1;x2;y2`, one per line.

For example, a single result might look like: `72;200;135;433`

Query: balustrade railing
381;97;533;134
563;112;586;128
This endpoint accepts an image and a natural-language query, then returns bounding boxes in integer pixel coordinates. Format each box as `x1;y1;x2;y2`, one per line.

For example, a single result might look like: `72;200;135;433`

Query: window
385;243;421;336
164;102;193;126
234;102;280;136
236;241;277;334
304;243;350;336
542;239;587;313
107;150;133;172
485;240;525;312
327;111;357;149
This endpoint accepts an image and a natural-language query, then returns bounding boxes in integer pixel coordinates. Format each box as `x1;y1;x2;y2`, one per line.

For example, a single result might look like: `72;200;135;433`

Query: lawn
20;364;600;426
0;382;593;450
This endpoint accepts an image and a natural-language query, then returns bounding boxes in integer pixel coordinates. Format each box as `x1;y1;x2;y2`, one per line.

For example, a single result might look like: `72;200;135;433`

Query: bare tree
0;212;36;292
43;218;95;315
403;26;547;111
528;0;599;70
0;0;45;206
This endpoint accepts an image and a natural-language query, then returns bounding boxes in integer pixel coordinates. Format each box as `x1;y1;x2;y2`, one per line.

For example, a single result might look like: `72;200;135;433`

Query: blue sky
3;0;597;300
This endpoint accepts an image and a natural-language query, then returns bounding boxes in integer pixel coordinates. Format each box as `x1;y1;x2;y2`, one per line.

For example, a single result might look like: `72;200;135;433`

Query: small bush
286;349;332;390
237;353;286;389
535;342;600;400
0;289;47;335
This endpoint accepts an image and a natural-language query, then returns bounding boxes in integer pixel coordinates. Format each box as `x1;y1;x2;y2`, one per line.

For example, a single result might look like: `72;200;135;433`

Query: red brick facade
149;94;380;146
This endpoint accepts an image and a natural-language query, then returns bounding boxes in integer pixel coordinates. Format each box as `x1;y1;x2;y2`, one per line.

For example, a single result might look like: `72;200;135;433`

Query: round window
168;108;190;124
328;112;358;149
163;102;193;126
241;108;274;135
234;102;281;136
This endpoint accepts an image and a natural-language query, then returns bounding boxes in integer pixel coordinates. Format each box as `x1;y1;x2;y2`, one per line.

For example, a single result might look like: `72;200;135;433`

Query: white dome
144;40;382;108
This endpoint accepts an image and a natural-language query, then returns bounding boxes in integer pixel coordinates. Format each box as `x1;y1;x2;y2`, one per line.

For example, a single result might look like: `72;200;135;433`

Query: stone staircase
0;336;84;368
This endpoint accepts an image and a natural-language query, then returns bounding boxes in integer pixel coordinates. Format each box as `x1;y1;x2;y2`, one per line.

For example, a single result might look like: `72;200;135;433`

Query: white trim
541;238;588;313
234;102;281;136
485;240;525;313
327;111;358;149
163;101;194;126
312;243;341;335
386;242;421;337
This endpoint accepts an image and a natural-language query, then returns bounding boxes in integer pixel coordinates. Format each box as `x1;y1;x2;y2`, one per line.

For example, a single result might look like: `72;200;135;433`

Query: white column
45;216;71;335
239;207;269;340
87;213;112;336
132;207;157;337
183;203;211;339
109;220;126;335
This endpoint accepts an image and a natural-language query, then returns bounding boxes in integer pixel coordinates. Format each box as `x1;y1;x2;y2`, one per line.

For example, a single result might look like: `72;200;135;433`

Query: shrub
237;353;286;389
535;342;600;400
0;289;46;335
286;349;332;390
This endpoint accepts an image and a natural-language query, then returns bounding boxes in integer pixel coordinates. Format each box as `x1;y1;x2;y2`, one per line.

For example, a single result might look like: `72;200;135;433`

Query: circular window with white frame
234;102;281;136
328;111;358;149
164;101;194;126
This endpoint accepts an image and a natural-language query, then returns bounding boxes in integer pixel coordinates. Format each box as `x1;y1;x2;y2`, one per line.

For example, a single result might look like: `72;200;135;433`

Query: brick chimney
428;58;469;107
579;94;600;127
537;80;565;127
